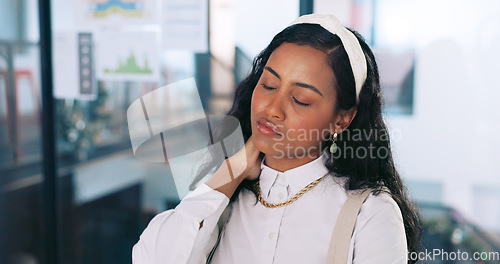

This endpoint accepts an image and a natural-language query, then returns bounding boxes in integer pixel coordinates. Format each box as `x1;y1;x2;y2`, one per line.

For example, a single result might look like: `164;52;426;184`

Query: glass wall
0;0;45;263
51;0;198;263
0;1;41;169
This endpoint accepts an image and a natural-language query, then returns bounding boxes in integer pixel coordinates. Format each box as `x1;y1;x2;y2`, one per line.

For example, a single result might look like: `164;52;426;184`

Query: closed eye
261;84;276;90
293;97;310;106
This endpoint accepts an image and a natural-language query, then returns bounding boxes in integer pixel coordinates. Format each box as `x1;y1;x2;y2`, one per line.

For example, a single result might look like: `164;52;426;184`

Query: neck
264;152;321;172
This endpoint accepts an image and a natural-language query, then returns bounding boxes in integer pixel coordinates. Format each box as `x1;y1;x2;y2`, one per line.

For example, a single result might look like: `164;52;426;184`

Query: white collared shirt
132;150;408;264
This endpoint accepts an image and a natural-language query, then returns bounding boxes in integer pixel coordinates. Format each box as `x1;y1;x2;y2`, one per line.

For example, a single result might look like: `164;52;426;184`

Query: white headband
289;14;367;104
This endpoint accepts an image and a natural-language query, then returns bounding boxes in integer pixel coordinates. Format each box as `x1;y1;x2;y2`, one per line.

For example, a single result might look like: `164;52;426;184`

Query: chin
251;133;279;155
251;133;271;153
259;140;324;160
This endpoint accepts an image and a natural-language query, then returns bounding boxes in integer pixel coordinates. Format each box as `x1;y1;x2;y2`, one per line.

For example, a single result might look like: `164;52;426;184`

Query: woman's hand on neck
205;136;263;198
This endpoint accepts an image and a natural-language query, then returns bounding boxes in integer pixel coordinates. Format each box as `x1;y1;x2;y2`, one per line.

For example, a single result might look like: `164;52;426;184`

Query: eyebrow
264;66;324;97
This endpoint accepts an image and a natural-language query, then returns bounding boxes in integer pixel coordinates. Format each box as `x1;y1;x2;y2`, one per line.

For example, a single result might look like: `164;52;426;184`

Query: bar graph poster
162;0;208;52
96;32;160;81
76;0;158;26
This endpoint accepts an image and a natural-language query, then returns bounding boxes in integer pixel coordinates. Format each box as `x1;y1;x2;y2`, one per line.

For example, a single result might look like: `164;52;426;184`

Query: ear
330;106;358;134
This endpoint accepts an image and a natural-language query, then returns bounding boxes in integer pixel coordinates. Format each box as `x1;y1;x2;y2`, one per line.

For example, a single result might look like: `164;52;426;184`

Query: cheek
250;91;257;116
250;89;261;125
250;89;263;113
285;115;332;142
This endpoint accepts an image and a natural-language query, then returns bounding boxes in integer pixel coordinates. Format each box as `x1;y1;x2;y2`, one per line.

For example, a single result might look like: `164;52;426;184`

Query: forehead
265;43;336;96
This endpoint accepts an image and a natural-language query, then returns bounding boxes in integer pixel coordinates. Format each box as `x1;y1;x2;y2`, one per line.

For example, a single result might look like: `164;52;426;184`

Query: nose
265;93;286;121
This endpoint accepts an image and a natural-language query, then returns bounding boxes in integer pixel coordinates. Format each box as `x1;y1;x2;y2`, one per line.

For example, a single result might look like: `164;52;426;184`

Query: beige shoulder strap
326;188;372;264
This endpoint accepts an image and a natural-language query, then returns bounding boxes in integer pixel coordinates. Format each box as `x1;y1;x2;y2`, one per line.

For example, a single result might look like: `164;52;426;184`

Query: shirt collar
259;149;330;198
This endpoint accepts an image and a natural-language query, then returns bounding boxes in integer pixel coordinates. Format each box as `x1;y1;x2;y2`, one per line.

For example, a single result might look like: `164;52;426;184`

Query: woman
132;14;422;264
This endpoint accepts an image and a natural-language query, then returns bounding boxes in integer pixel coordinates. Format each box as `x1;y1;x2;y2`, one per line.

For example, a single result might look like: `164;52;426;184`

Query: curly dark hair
190;23;422;262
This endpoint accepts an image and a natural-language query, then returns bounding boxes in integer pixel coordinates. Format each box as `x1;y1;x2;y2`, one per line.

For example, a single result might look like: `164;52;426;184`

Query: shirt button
176;253;185;261
281;175;286;182
278;193;284;199
268;232;275;240
206;204;214;212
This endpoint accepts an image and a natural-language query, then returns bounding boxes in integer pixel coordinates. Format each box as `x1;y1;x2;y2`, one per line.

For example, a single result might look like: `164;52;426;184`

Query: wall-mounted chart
96;31;159;81
76;0;158;26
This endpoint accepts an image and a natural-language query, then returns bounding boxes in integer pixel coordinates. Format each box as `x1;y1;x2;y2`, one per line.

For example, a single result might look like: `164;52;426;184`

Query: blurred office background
1;0;500;263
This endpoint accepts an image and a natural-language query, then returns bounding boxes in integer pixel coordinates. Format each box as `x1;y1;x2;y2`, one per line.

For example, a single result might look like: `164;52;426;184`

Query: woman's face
251;42;339;170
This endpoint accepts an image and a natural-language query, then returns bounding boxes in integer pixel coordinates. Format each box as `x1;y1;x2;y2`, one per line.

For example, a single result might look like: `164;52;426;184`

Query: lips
257;118;282;136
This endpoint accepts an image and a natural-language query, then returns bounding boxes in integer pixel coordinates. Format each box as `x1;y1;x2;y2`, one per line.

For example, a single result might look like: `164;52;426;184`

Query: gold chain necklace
256;173;328;208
